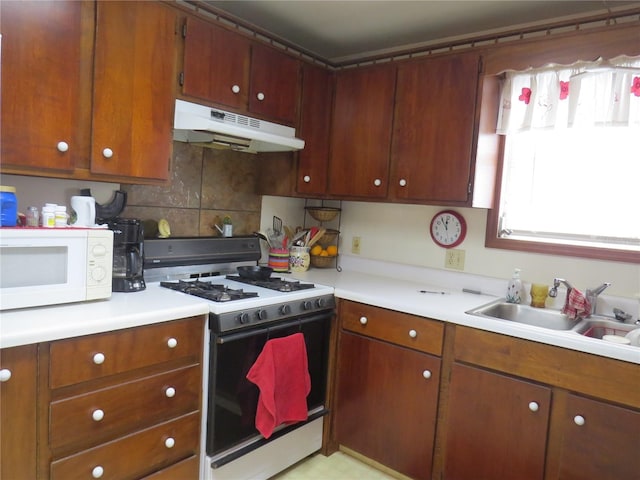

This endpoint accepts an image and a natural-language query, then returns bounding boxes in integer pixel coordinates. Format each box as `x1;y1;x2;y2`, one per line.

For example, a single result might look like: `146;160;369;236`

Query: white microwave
0;228;113;310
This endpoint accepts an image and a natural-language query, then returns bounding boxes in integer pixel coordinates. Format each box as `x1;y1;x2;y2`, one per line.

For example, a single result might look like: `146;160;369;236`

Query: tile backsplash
121;142;265;237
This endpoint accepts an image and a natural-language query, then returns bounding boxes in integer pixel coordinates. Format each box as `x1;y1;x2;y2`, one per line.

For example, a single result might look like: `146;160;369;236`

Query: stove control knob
239;312;250;324
302;300;313;310
316;297;326;308
279;304;291;315
256;309;268;320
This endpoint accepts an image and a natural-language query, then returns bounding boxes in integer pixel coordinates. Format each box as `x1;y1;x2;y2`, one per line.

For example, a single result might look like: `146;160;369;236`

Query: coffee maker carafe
108;218;145;292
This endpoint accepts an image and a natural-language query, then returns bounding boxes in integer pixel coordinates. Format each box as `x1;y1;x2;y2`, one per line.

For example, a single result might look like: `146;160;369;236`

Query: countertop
2;257;639;365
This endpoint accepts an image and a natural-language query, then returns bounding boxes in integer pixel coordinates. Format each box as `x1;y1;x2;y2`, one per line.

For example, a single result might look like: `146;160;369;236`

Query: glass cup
530;283;549;308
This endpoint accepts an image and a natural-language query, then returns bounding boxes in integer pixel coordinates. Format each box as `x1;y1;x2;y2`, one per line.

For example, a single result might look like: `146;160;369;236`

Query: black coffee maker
108;218;146;292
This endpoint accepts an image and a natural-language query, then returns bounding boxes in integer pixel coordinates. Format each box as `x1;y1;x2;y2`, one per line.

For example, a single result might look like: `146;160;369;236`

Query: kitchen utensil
254;231;272;247
237;265;273;280
292;229;308;246
70;196;96;227
273;216;283;234
307;227;326;247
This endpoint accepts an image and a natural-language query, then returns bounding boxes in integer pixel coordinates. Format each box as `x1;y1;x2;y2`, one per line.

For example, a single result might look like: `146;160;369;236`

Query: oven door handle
216;312;331;344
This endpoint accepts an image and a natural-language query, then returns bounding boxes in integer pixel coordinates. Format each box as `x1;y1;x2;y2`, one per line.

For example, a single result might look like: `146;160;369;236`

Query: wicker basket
305;206;341;222
310;254;336;268
318;229;339;246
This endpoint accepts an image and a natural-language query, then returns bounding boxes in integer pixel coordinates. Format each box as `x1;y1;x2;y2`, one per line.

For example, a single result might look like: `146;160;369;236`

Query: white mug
70;196;96;227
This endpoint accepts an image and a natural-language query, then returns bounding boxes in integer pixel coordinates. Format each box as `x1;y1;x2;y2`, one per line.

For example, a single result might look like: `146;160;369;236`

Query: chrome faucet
548;278;573;299
585;282;611;315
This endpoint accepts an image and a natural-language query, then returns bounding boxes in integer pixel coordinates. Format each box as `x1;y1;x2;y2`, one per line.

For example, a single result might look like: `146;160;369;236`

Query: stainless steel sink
466;300;577;330
573;318;637;339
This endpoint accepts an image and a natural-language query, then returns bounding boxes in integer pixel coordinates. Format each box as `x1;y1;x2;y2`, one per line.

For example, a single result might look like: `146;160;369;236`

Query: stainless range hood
173;99;305;153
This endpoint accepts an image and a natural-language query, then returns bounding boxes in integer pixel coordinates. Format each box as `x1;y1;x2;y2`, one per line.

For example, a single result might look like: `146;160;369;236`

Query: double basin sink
466;299;638;343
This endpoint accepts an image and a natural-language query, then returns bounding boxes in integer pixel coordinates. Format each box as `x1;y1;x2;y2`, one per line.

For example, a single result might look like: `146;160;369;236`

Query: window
487;56;640;263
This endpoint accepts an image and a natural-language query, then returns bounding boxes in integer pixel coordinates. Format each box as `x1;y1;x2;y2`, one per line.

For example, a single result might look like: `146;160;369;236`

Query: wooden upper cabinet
390;52;481;204
182;17;250;110
181;17;300;125
0;0;82;172
328;64;396;198
297;64;333;195
91;1;176;181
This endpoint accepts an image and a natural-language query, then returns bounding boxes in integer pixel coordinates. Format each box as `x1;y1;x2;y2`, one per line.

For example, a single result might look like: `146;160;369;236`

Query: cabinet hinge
478;56;484;74
182;22;187;39
179;72;184;87
468;182;472;194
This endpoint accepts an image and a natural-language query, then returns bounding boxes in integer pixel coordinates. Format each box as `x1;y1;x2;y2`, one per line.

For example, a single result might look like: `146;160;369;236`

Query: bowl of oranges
310;244;338;268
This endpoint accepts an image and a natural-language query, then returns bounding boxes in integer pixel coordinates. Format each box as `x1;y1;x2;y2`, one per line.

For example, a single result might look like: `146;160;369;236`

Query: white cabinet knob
359;316;368;325
92;466;104;478
165;387;176;398
574;415;585;426
373;178;382;187
256;92;265;101
167;338;178;349
57;141;69;152
528;401;539;412
102;148;113;158
409;329;417;338
164;437;175;448
303;175;311;183
231;84;240;94
93;353;105;365
422;370;432;379
92;409;105;422
0;369;11;382
399;179;407;187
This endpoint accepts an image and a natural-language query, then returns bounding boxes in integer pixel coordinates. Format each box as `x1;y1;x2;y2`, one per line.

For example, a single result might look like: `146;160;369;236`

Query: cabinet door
328;65;396;198
249;43;300;125
444;363;550;480
551;394;639;480
391;53;480;203
335;332;440;480
91;1;175;180
0;345;38;480
0;0;81;172
297;64;333;195
182;17;250;109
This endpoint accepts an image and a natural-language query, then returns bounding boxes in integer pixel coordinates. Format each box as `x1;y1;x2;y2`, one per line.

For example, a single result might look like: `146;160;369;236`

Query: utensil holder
289;246;310;273
268;248;289;272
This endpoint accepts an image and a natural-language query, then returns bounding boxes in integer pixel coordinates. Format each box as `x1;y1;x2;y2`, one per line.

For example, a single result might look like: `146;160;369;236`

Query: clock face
430;210;466;248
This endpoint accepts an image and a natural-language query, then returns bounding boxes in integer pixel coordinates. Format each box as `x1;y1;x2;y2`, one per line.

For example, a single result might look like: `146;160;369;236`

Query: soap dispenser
506;268;524;304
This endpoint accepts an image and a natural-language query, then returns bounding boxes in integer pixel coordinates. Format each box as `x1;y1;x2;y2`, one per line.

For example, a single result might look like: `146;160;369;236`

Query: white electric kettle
70;196;96;227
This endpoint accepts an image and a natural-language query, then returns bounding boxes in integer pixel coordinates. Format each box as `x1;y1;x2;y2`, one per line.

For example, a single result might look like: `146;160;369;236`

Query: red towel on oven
246;332;311;438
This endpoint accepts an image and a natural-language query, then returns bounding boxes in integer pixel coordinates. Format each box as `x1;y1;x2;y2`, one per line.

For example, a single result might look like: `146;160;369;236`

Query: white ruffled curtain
497;55;640;133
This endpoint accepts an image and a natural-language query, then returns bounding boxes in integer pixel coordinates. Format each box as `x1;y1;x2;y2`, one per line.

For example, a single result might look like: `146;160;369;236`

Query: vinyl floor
270;451;397;480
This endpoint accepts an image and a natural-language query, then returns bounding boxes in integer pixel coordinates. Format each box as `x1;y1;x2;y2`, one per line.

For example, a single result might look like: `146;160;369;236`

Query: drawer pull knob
422;370;432;379
92;466;104;478
165;387;176;398
57;141;69;152
399;178;407;187
102;148;113;159
303;175;311;183
359;316;368;325
574;415;586;426
528;401;539;412
93;353;105;365
373;178;382;187
92;409;105;422
409;329;417;338
256;92;265;101
231;84;240;94
167;337;178;348
0;369;11;382
165;437;175;448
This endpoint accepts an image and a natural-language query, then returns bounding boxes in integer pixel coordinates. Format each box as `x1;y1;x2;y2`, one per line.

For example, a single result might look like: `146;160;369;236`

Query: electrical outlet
351;236;361;255
445;249;465;270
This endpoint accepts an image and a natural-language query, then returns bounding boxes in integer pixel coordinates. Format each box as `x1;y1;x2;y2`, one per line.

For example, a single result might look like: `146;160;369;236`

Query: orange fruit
326;245;338;256
311;245;323;256
319;249;329;257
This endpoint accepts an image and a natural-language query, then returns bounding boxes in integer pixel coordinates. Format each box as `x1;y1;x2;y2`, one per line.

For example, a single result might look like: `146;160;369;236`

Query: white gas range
144;236;335;480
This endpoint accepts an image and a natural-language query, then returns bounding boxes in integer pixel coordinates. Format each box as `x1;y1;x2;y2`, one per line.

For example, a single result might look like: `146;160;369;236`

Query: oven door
206;310;332;466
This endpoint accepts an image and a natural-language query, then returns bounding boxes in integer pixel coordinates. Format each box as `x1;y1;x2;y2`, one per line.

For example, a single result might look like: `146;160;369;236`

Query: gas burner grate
160;280;259;302
225;275;315;292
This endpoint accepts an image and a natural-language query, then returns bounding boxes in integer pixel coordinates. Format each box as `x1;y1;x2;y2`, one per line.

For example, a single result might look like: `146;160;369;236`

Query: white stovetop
1;258;639;365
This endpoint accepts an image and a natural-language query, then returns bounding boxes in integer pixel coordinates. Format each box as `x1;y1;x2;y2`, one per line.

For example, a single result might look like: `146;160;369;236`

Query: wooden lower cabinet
443;363;551;480
0;344;38;480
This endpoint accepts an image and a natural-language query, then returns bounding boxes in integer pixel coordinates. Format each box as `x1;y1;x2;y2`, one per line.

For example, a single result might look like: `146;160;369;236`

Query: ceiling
203;1;638;63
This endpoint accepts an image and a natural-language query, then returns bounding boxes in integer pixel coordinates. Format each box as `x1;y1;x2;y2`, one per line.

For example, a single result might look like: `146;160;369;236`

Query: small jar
42;204;56;228
26;206;40;227
54;205;68;227
0;186;18;227
289;246;310;273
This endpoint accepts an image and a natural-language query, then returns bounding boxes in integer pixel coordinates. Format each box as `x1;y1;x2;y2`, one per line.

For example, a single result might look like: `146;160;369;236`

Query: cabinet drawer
50;317;203;388
341;301;444;355
142;455;199;479
50;411;200;480
50;364;200;452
